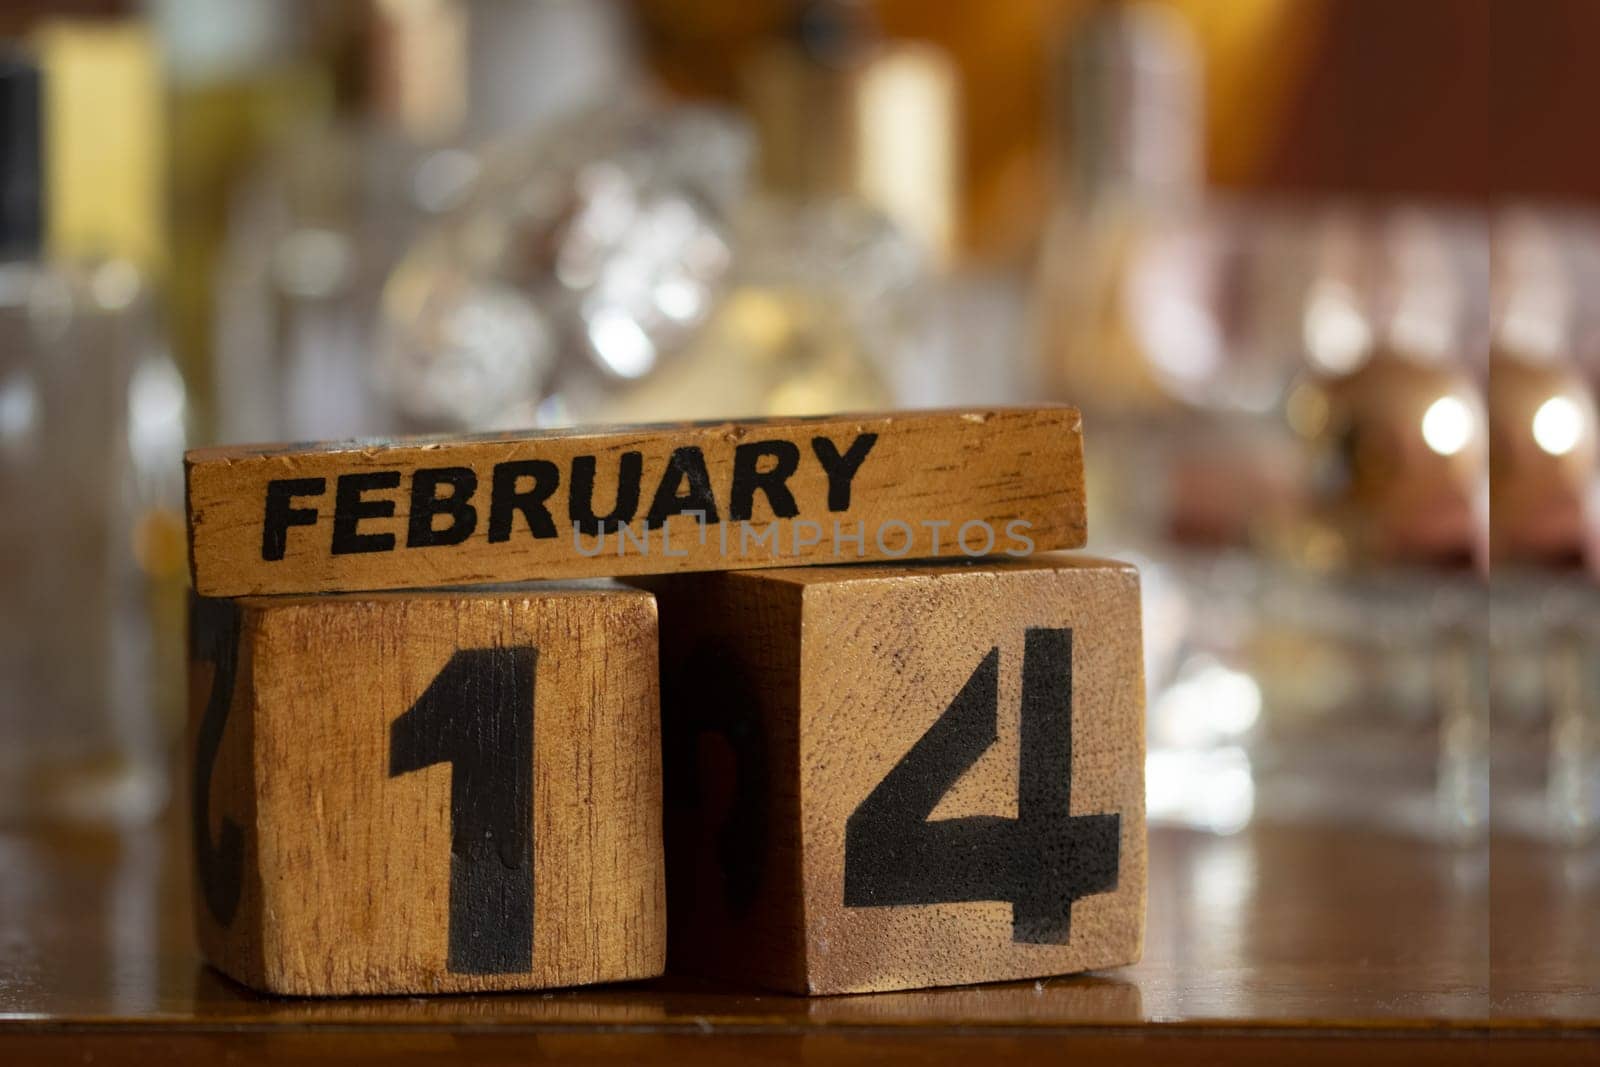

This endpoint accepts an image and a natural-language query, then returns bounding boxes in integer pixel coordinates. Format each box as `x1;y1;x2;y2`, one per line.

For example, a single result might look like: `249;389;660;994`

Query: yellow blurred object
1038;207;1174;411
35;21;166;272
633;0;1347;261
372;0;468;141
166;66;330;439
742;16;959;265
133;509;188;580
1037;0;1203;414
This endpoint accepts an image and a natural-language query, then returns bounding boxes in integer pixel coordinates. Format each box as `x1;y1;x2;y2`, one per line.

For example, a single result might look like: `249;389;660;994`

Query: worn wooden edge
183;406;1084;464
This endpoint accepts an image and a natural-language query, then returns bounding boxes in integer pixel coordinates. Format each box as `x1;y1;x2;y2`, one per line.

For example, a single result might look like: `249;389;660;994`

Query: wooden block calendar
188;586;666;995
633;554;1146;994
182;406;1143;998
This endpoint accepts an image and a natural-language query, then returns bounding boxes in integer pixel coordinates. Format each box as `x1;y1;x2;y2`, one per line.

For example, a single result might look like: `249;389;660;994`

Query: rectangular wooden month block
185;406;1086;597
187;585;666;995
635;554;1145;994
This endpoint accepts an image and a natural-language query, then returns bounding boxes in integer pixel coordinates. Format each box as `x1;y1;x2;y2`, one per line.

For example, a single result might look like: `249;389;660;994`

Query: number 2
844;628;1120;943
390;646;536;974
192;597;244;928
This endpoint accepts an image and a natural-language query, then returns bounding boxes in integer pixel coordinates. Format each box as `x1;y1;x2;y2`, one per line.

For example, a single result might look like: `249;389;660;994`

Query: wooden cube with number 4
636;555;1145;994
188;586;666;996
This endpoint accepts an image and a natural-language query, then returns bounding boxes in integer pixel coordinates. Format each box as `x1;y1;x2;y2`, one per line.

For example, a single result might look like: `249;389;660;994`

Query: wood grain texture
635;553;1146;994
187;586;666;996
184;407;1086;597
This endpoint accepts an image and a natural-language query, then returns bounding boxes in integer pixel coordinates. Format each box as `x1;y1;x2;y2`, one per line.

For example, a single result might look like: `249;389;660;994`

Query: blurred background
0;0;1588;867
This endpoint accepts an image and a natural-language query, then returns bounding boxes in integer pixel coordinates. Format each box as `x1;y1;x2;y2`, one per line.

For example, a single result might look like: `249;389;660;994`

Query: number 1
390;646;536;974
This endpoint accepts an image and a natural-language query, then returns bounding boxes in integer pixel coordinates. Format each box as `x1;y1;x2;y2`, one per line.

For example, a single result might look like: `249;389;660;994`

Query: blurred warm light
1284;381;1329;438
1147;748;1255;835
1302;280;1370;375
1499;289;1566;360
1131;245;1224;392
129;358;187;445
1495;214;1570;360
1420;395;1474;457
274;229;352;300
1152;656;1262;748
1389;293;1455;362
1532;395;1585;457
588;307;657;378
91;258;143;311
656;278;703;323
0;375;37;449
411;148;479;214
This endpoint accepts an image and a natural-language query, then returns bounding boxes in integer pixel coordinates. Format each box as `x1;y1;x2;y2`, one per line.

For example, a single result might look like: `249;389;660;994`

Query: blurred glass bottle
1038;1;1204;416
0;29;187;825
1035;2;1308;550
375;2;944;431
214;0;475;442
1242;211;1490;844
1486;210;1599;847
1037;5;1493;842
217;0;639;442
376;101;750;431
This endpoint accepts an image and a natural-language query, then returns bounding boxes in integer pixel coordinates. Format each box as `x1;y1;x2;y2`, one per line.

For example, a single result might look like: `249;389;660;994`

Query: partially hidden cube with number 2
634;554;1145;994
188;587;666;996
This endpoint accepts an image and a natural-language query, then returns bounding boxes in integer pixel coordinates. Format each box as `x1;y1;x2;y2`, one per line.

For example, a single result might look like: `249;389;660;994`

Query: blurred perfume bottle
373;2;943;430
151;0;331;439
1494;569;1600;847
219;0;639;441
584;196;920;423
1276;212;1489;570
742;0;957;268
0;33;186;825
1488;212;1599;569
1285;350;1487;568
580;0;948;423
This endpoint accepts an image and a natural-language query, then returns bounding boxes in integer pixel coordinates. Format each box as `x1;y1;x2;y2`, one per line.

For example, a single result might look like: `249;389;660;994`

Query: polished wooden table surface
0;812;1591;1064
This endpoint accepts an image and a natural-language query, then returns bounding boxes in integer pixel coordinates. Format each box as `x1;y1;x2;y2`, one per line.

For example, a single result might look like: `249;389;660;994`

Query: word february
260;434;877;559
185;407;1087;596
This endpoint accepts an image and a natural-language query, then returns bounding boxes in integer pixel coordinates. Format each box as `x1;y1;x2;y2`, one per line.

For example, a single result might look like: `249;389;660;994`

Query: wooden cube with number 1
634;554;1145;994
188;586;666;996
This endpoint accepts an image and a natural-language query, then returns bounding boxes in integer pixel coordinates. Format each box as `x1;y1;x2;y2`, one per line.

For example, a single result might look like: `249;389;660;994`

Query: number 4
844;628;1120;944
